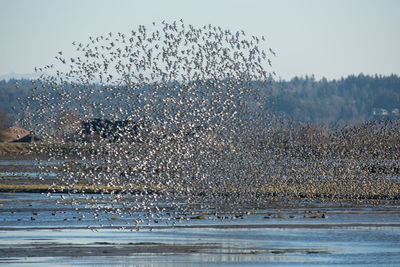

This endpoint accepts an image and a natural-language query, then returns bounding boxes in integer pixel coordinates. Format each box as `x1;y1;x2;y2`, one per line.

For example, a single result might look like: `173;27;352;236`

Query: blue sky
0;0;399;80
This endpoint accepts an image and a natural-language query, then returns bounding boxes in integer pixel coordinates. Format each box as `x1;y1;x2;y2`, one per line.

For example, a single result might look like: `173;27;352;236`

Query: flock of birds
22;20;399;227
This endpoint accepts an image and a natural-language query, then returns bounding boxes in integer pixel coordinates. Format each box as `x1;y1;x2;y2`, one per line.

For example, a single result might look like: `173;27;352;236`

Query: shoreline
2;191;400;265
1;222;400;232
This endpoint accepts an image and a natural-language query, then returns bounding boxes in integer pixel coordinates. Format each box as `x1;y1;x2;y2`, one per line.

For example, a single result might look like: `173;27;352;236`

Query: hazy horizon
0;71;399;83
1;0;399;80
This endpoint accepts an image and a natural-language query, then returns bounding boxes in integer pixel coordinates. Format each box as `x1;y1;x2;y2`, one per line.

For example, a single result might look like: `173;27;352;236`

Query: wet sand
1;241;221;258
1;192;400;266
1;223;400;265
1;156;400;266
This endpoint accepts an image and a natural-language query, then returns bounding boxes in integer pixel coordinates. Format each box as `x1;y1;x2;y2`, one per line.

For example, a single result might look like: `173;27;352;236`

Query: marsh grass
1;175;399;202
1;134;399;203
0;142;30;156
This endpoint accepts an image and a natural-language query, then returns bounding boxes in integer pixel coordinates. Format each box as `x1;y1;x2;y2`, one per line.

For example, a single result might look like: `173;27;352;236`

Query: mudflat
1;192;400;266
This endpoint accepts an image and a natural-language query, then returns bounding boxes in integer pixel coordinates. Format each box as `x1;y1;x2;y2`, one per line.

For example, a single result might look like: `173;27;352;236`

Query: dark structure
80;118;205;143
81;119;140;142
12;134;41;143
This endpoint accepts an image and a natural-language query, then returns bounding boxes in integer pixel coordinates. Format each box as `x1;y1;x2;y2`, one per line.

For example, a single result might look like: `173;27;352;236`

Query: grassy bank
1;139;400;160
1;140;399;203
0;142;31;157
0;142;103;159
1;177;399;203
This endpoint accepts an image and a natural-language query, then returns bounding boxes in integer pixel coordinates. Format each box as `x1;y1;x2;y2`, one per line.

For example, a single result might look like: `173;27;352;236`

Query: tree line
270;73;400;125
0;73;399;127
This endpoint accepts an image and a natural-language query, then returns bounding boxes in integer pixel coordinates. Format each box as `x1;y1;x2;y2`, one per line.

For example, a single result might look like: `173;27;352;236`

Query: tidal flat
1;151;400;266
1;192;400;266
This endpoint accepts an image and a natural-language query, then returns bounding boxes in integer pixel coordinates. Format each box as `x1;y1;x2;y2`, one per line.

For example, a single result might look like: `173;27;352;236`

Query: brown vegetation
0;125;30;143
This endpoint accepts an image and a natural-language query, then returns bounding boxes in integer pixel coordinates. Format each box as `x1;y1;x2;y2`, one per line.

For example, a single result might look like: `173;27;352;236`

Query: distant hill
0;74;399;126
0;72;45;82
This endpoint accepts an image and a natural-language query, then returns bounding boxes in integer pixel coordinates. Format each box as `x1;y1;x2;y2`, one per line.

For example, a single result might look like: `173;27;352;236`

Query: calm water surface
0;192;400;266
1;158;400;266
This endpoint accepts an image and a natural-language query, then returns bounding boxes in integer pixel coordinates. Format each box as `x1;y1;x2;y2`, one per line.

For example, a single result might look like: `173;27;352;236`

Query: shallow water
1;159;400;266
1;192;400;266
1;224;400;266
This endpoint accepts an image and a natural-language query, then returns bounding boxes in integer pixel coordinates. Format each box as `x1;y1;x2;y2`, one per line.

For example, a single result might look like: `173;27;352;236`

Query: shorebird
29;19;276;226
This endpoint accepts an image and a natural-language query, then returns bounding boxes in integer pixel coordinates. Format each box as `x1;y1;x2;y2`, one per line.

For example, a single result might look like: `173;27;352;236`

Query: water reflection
0;226;399;266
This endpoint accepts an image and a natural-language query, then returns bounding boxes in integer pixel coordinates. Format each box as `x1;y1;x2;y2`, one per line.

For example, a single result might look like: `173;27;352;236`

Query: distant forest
0;73;399;127
271;74;400;125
